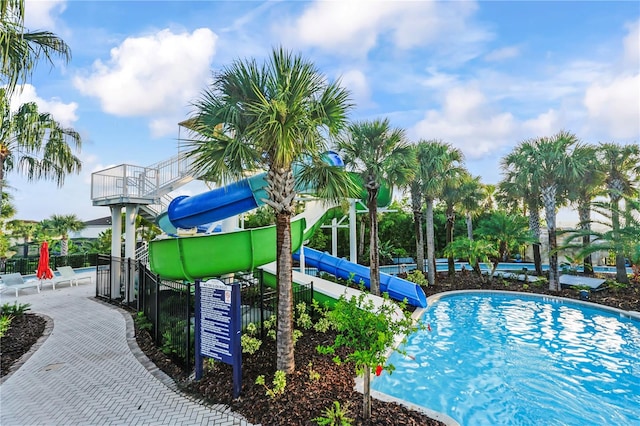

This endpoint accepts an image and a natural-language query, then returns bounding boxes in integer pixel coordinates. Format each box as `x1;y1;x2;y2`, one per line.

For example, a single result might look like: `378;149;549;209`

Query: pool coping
358;289;639;425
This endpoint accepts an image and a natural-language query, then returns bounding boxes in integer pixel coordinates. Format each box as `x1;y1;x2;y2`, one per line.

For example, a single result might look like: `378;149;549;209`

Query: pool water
371;293;640;426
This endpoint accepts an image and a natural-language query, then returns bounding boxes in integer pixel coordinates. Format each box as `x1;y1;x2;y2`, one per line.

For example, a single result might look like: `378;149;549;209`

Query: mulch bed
1;313;46;377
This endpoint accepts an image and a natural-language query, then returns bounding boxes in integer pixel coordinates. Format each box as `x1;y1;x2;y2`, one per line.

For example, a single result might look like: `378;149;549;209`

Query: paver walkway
0;276;255;426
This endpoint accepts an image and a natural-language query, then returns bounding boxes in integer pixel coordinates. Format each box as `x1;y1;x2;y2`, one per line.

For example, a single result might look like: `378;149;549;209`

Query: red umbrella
36;241;54;280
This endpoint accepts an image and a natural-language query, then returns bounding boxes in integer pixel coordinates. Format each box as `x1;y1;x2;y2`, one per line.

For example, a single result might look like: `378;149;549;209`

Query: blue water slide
293;246;427;308
159;151;345;233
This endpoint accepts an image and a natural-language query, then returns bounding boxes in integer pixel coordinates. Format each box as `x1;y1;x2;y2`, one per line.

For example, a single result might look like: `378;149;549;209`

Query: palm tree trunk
446;206;455;276
425;198;436;286
610;193;629;284
466;212;473;240
275;211;295;374
542;186;559;291
368;187;381;296
528;202;543;275
411;187;424;272
578;202;593;275
61;235;69;256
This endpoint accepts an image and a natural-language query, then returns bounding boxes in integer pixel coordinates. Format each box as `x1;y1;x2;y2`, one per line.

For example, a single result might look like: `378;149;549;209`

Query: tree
476;210;533;262
457;174;485;240
184;48;356;374
598;142;640;283
337;118;415;296
501;145;545;275
0;87;82;207
317;290;417;420
562;196;639;282
5;218;37;256
510;131;588;291
440;168;469;275
443;237;499;283
1;0;72;96
566;145;605;275
41;214;85;256
409;140;463;285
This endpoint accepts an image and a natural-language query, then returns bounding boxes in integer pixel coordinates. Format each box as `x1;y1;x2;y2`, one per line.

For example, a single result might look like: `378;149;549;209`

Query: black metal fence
95;256;314;370
1;253;100;275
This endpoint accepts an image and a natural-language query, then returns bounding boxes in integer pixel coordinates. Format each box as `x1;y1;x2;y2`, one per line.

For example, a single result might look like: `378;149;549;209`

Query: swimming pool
371;292;640;426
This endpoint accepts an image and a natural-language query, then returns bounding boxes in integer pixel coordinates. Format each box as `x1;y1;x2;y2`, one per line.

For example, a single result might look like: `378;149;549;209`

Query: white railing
135;241;149;265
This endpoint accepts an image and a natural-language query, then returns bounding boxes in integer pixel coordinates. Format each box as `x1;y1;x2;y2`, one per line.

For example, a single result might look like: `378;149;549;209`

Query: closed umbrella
36;241;54;281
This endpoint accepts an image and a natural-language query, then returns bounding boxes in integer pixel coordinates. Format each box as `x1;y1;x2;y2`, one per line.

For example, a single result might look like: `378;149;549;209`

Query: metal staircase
91;150;204;221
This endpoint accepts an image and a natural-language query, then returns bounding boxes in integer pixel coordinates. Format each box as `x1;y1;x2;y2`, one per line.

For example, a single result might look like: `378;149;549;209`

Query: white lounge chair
0;273;41;297
53;266;92;288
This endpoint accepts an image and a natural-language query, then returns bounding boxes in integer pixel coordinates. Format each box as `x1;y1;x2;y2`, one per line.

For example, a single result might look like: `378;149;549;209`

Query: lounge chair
53;266;92;288
0;273;41;297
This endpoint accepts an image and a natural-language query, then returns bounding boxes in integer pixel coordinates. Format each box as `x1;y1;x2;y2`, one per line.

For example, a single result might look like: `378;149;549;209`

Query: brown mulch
2;271;639;425
0;313;46;377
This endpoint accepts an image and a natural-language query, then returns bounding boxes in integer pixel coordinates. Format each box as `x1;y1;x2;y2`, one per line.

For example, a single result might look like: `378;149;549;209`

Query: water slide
291;247;427;308
148;157;427;307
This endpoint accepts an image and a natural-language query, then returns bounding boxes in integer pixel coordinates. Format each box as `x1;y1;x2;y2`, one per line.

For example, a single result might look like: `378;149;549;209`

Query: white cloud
522;110;562;137
10;84;78;127
583;73;640;139
73;28;217;135
340;69;372;108
484;46;520;62
278;0;486;57
24;0;66;30
409;86;516;158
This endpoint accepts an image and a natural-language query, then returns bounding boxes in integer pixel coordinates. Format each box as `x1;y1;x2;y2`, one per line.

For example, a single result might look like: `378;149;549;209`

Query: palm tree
184;48;355;374
457;174;485;240
566;145;605;275
598;142;640;283
414;140;463;285
41;214;85;256
476;211;533;262
408;143;429;273
512;131;588;291
0;87;82;207
5;218;37;256
1;0;72;96
500;149;544;275
440;168;469;275
337;118;415;296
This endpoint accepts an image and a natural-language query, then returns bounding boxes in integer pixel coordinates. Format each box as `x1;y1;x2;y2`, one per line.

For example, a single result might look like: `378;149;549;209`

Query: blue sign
194;278;242;398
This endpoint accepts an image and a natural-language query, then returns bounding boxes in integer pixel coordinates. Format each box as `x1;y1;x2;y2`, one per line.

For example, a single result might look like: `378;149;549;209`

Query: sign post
194;278;242;398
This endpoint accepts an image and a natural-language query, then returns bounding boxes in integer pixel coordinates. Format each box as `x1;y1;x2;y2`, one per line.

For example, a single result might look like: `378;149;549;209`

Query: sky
6;0;640;226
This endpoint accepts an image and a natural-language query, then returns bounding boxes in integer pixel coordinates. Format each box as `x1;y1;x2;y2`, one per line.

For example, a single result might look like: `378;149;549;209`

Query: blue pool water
371;293;640;426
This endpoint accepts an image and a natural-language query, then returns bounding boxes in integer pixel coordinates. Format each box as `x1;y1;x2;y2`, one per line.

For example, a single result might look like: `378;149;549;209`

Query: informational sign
194;278;242;398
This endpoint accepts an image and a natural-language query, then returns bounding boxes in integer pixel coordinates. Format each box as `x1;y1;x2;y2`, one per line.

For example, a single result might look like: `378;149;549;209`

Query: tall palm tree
440;168;468;275
1;0;72;96
337;118;415;296
512;131;588;291
184;48;355;374
566;145;605;275
415;140;464;285
500;149;544;275
41;214;85;256
0;87;82;207
408;143;429;273
457;174;485;240
598;142;640;283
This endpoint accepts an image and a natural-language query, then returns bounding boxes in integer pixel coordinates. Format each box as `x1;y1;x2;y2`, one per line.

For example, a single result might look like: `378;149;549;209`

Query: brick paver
0;276;256;426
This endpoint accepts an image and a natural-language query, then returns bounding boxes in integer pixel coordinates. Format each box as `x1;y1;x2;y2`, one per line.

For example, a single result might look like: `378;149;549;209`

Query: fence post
186;280;191;369
154;274;160;344
259;269;265;339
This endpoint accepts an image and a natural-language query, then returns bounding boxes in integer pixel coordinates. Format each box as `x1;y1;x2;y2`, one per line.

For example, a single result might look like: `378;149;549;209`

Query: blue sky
8;0;640;225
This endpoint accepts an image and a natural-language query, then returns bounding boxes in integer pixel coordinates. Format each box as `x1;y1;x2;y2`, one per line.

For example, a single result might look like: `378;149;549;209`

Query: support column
349;200;357;263
331;218;338;257
110;205;123;298
124;204;137;260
